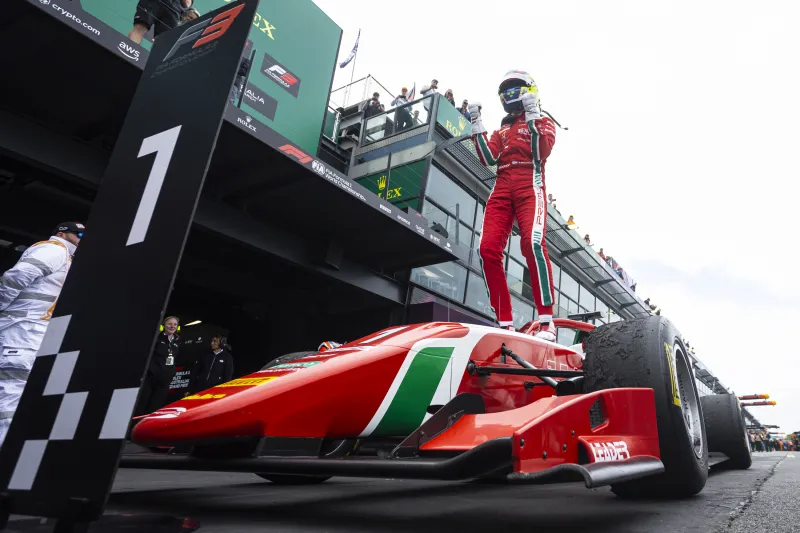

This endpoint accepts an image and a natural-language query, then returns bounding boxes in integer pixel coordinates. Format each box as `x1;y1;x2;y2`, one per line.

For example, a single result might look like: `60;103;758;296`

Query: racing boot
534;322;556;342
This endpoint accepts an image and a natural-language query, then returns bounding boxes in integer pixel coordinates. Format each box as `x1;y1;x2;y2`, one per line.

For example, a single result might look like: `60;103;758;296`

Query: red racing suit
472;112;556;326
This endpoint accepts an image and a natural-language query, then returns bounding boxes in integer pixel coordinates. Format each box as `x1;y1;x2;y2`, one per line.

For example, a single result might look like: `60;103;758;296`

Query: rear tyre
261;351;317;371
701;394;752;469
583;315;708;498
256;474;331;484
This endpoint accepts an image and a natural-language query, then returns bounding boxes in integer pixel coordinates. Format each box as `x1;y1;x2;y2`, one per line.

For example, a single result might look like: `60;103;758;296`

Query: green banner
356;159;427;211
81;0;341;155
436;96;472;138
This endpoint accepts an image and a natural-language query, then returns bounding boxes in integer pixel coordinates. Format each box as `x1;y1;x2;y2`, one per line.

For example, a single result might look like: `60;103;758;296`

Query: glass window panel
579;287;596;312
470;232;482;268
458;223;472;249
507;259;525;296
511;296;534;331
561;271;580;301
508;228;526;265
425;166;477;226
356;160;426;209
465;272;493;316
411;262;467;302
568;298;579;315
475;202;485;231
520;267;535;303
385;160;425;207
422;201;457;238
596;298;610;322
553;288;560;308
551;261;561;292
557;327;575;347
363;95;432;145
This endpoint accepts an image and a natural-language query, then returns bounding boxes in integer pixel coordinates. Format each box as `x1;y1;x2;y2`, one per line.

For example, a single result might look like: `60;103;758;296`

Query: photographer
189;335;234;393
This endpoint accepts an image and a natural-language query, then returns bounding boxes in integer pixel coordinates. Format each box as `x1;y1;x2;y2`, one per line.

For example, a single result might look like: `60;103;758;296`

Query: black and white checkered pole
0;0;259;524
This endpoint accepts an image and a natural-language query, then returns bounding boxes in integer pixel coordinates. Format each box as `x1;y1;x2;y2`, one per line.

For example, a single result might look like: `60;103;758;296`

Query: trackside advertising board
29;0;342;155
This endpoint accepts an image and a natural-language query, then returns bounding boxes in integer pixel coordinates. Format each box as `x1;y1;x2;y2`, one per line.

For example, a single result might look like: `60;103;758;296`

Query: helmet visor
499;85;535;105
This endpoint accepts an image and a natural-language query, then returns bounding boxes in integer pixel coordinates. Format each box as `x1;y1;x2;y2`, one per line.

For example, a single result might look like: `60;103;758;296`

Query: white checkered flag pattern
4;315;139;492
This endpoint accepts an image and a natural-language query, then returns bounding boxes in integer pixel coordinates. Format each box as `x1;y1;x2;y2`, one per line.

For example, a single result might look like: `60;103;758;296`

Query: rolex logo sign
458;115;468;131
377;175;387;190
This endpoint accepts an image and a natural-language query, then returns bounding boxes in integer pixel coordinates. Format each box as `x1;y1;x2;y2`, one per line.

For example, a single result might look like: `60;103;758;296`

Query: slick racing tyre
256;474;331;485
701;394;752;469
583;315;708;498
261;351;317;371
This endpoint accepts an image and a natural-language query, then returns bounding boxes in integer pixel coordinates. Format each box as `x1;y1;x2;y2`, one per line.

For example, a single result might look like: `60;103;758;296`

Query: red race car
123;314;751;497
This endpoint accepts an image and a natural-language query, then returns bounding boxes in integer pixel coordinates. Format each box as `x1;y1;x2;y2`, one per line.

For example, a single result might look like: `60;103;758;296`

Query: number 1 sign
0;0;260;524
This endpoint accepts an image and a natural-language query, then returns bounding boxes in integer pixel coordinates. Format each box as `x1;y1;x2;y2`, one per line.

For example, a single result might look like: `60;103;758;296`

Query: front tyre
583;315;708;498
701;394;752;469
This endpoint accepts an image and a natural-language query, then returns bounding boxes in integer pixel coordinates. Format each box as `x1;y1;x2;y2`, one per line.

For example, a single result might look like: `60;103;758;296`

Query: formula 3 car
122;315;751;497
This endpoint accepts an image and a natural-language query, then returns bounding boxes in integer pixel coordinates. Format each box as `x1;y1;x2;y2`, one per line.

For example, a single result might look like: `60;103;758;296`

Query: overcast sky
314;0;800;433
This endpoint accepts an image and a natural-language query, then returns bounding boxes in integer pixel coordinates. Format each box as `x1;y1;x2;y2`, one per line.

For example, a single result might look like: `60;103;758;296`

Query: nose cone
130;343;414;445
131;374;281;443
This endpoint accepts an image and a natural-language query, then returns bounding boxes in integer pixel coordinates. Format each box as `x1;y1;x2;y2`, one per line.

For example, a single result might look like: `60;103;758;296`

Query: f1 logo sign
266;65;298;86
279;144;312;164
163;3;246;61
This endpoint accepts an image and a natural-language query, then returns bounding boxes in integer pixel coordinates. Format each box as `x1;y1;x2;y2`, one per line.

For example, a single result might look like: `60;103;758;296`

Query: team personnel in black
189;335;234;393
135;316;180;416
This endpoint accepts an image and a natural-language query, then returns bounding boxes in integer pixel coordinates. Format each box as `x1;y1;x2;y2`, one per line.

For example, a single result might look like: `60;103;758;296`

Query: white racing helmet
498;70;538;113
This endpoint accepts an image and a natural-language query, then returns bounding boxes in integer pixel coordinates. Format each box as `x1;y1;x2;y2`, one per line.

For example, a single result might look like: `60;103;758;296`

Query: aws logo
117;41;140;61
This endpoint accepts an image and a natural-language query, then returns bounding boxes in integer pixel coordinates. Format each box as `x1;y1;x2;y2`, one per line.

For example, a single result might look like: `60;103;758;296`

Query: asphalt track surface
97;452;797;532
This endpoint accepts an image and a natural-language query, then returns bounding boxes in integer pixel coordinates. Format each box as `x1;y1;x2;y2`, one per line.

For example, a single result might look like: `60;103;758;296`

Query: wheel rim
674;344;704;459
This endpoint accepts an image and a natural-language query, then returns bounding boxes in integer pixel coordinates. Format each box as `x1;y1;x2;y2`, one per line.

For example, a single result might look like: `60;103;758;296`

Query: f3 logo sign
266;65;298;86
163;3;246;61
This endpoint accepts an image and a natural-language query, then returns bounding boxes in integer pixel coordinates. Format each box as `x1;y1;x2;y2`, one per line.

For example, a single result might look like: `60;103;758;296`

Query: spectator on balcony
128;0;193;45
422;79;439;96
566;215;578;230
392;88;413;132
459;100;471;120
180;7;199;23
598;247;606;261
584;234;591;245
444;89;456;107
363;92;384;118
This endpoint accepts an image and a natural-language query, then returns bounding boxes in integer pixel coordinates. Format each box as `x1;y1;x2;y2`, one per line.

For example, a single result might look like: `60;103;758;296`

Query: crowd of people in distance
749;430;798;452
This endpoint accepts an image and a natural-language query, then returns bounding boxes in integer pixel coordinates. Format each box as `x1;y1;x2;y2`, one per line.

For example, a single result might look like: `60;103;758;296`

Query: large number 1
126;126;182;246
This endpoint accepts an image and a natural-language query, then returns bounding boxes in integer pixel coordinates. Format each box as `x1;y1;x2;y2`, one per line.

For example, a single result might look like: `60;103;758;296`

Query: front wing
120;388;663;488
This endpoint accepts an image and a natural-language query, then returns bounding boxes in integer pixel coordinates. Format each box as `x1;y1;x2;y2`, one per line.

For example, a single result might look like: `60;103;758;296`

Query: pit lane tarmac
32;453;800;532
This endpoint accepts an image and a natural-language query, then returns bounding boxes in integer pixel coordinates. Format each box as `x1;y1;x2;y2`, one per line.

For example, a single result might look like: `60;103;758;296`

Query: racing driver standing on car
469;71;557;340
